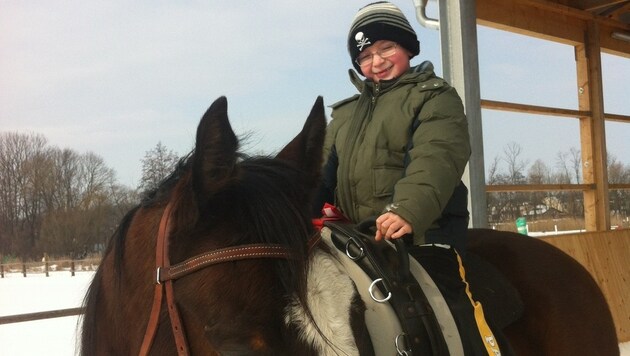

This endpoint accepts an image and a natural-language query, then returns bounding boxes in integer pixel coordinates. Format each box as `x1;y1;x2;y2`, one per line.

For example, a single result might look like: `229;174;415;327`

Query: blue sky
1;1;628;187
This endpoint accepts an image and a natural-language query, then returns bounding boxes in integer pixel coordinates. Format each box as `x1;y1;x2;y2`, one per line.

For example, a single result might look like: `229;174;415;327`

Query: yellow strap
456;252;502;356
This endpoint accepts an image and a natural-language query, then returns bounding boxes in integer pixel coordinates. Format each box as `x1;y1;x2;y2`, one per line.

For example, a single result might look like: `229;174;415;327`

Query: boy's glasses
355;43;398;67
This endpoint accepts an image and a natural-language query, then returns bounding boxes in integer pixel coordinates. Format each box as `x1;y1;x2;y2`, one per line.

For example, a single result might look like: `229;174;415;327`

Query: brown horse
80;97;618;355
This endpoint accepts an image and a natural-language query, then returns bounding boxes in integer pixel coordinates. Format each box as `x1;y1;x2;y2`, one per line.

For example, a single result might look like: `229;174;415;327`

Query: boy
314;2;504;355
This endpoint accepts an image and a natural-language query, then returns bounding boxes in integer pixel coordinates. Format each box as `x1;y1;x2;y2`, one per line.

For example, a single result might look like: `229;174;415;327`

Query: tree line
1;132;628;261
486;142;630;224
0;132;178;261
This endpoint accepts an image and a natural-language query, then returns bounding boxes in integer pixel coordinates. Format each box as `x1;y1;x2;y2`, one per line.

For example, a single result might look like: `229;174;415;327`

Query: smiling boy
313;2;505;355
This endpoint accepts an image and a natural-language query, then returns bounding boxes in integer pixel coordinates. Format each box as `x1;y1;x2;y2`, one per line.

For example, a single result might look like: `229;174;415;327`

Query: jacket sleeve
311;108;345;217
388;84;471;241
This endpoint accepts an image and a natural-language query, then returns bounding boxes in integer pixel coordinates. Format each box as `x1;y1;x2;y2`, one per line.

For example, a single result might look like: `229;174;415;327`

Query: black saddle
325;220;450;356
324;220;523;356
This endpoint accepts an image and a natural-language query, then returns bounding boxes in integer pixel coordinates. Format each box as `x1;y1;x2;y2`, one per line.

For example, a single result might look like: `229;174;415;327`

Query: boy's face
358;40;411;83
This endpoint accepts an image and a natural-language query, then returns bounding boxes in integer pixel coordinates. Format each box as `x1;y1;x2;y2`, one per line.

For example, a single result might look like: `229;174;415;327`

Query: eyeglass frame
355;43;399;67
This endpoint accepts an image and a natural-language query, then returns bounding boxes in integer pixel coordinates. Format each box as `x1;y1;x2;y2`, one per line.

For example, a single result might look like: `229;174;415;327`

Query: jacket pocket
372;166;404;197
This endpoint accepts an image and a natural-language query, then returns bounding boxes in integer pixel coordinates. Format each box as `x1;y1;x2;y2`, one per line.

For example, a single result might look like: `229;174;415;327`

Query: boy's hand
375;212;412;241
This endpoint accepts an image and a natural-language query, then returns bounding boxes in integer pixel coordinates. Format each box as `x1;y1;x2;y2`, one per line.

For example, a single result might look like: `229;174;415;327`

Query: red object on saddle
312;203;351;230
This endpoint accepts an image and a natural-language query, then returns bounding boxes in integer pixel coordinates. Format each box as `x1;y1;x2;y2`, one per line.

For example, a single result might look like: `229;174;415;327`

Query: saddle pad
320;227;464;356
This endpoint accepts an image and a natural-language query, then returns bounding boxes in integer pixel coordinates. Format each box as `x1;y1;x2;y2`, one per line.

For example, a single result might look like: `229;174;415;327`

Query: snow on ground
0;271;93;356
1;270;629;355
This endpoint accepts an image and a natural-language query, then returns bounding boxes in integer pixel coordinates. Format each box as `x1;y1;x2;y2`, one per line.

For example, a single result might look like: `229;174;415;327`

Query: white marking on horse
285;250;360;356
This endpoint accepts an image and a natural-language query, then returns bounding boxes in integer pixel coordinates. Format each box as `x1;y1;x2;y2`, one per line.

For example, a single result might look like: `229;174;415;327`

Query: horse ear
192;96;239;198
276;96;326;186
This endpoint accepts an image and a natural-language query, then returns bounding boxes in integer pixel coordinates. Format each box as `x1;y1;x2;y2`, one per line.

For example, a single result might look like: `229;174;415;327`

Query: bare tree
502;142;528;184
501;142;528;219
1;131;138;259
0;132;48;258
138;142;180;194
39;151;119;258
569;147;582;184
608;154;630;223
486;156;502;185
554;151;572;184
527;159;552;219
553;149;583;217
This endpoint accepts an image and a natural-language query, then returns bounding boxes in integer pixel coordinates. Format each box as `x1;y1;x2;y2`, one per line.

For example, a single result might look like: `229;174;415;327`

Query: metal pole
413;0;487;227
437;0;487;228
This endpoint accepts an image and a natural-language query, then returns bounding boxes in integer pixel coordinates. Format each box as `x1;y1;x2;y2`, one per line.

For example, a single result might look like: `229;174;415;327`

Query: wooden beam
481;99;589;118
477;0;630;56
571;0;629;11
486;183;593;192
485;183;630;192
599;24;630;58
605;112;630;123
481;99;630;122
506;0;630;28
477;0;585;44
576;21;611;231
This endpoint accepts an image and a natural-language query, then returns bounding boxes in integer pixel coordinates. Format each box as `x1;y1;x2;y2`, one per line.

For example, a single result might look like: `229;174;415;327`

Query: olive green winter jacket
324;62;470;245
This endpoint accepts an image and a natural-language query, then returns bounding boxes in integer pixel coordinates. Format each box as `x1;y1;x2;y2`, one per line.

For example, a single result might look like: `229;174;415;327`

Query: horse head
82;97;338;355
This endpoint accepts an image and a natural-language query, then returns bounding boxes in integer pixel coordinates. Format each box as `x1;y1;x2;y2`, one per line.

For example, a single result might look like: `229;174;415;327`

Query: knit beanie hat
348;1;420;74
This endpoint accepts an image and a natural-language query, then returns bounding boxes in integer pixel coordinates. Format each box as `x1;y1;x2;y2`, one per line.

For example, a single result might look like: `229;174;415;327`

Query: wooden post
22;263;26;277
575;20;610;231
45;262;49;277
1;265;4;278
71;261;75;277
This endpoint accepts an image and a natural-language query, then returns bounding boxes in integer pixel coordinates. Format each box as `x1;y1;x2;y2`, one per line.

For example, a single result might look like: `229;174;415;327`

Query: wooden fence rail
0;307;85;325
0;258;100;278
0;259;97;326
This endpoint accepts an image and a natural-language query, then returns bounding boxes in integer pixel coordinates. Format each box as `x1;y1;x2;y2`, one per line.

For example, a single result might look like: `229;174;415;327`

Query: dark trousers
408;244;506;356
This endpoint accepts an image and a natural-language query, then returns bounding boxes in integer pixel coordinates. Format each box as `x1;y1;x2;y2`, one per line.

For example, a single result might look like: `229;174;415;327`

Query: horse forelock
214;157;313;291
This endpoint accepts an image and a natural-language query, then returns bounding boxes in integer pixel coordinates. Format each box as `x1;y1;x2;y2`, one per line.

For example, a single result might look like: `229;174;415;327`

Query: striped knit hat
348;1;420;74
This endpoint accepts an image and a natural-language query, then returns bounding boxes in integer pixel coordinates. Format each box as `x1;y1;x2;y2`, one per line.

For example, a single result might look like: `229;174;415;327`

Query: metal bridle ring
368;278;392;303
395;333;411;356
345;239;364;260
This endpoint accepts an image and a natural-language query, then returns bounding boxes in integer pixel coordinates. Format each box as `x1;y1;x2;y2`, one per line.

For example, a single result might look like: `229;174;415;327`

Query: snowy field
0;271;93;355
1;270;629;355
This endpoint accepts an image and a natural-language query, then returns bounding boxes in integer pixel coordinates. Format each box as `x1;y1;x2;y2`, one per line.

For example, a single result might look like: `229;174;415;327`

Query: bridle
138;199;315;356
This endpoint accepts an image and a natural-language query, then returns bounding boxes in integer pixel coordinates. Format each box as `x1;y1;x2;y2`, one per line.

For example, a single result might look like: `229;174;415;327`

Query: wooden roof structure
417;0;630;231
477;0;630;57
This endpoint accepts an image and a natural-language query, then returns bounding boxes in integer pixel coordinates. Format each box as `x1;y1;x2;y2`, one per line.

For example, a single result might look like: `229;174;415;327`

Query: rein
138;200;303;356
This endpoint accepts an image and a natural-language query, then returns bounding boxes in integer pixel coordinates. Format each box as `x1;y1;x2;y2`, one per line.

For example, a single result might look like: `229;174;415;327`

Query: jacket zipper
371;83;380;104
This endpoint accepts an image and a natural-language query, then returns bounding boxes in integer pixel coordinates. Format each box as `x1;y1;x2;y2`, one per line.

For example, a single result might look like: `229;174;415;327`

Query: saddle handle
356;217;412;281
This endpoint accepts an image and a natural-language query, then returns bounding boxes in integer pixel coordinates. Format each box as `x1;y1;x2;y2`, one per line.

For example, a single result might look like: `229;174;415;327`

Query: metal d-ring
368;278;392;303
395;333;411;356
345;238;364;260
